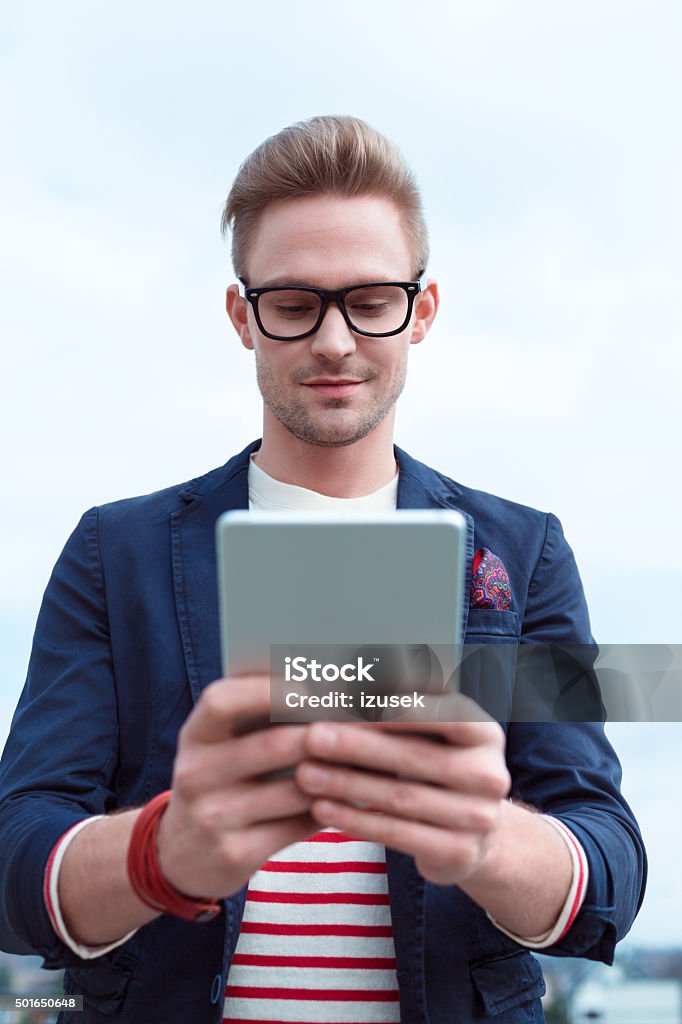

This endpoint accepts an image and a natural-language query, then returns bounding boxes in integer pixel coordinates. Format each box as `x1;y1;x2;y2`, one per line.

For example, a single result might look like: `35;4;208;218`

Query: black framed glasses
241;277;425;341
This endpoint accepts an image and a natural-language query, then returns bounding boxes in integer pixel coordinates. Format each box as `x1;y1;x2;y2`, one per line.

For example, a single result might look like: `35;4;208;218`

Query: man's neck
253;414;398;498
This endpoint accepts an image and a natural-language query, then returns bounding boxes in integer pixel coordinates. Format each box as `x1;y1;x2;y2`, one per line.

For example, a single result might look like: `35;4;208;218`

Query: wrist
457;796;512;887
459;800;575;937
127;791;221;923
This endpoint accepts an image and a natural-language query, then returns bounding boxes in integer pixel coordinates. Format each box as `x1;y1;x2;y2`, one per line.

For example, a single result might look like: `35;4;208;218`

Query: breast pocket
466;609;520;642
460;610;520;724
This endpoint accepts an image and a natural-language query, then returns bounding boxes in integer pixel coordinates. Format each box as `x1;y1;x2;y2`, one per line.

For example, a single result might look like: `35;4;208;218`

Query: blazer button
397;969;410;985
210;973;223;1004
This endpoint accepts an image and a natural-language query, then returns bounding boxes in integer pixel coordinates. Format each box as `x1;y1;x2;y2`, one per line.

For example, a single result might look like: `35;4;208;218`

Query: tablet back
216;510;466;685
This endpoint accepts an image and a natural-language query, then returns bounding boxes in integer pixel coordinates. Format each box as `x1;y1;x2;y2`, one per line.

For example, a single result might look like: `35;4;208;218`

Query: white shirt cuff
43;817;139;960
487;814;589;949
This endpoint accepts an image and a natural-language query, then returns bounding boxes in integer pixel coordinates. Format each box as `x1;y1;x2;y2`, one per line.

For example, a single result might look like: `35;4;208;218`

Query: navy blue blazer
0;441;646;1023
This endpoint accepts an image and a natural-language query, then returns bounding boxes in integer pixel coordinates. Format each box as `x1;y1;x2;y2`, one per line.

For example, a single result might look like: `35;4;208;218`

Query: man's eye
275;304;316;316
350;303;389;316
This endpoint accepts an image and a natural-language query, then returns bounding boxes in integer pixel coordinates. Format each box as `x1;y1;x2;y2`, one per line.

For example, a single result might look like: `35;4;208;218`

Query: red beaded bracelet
127;790;221;923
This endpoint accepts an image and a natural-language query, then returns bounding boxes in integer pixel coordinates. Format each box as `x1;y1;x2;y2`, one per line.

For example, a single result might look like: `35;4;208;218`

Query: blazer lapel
171;440;257;704
395;444;474;640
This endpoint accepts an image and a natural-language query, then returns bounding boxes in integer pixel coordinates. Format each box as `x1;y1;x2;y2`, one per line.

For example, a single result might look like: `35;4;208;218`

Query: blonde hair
221;115;429;281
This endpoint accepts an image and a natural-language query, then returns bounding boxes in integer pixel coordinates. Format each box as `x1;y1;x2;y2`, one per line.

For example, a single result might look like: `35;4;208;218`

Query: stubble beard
255;358;407;448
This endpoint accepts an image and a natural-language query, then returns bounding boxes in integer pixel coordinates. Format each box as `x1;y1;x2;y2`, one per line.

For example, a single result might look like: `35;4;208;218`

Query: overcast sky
1;1;680;947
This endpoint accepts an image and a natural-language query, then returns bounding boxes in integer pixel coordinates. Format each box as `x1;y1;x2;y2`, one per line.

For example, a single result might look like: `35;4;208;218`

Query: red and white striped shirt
222;828;400;1024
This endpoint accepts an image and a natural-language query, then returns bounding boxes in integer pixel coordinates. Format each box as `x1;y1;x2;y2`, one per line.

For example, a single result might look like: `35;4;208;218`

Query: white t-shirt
248;453;399;512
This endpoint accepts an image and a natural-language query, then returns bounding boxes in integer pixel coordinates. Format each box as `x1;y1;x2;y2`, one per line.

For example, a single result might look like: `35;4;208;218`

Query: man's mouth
301;377;367;398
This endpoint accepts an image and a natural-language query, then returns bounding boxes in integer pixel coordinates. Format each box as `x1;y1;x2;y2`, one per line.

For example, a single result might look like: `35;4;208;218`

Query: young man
0;116;645;1023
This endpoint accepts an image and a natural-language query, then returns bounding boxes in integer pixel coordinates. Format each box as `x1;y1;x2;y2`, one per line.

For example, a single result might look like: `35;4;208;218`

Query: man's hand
295;694;511;886
156;675;318;899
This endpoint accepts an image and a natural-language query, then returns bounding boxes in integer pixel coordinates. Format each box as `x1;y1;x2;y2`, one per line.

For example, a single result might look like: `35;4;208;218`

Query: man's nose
309;302;357;361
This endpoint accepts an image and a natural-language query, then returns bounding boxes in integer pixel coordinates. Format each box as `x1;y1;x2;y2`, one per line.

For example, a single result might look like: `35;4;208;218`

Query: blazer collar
177;437;465;512
171;439;473;703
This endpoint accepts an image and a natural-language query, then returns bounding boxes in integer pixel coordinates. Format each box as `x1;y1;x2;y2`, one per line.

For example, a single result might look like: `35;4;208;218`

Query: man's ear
409;278;439;346
226;284;254;351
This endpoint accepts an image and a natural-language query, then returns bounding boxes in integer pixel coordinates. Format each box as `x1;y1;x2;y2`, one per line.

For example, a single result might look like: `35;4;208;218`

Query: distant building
570;965;682;1024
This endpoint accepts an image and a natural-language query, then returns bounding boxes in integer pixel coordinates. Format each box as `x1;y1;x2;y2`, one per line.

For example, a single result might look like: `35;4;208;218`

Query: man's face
226;194;437;448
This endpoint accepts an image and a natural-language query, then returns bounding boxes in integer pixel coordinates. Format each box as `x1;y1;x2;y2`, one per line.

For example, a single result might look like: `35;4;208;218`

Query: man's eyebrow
254;276;396;289
257;277;319;288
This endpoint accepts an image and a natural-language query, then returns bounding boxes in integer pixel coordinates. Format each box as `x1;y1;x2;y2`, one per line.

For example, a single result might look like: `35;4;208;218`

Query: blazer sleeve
506;512;647;963
0;507;122;968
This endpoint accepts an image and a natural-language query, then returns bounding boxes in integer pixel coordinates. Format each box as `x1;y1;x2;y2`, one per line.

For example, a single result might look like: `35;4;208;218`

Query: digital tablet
215;510;467;708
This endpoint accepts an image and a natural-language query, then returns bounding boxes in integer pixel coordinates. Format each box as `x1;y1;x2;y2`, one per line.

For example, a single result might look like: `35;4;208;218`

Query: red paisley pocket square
470;548;512;610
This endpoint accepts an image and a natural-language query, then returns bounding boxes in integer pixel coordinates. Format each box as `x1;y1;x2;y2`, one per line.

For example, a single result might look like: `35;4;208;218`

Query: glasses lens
344;285;410;335
257;289;322;338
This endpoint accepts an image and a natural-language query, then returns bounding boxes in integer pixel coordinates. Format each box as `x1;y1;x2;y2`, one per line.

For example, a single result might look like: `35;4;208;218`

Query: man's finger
173;723;309;794
180;675;272;743
190;778;314;831
303;724;509;796
297;761;502;831
307;799;487;884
